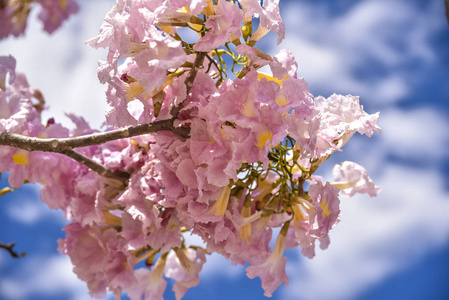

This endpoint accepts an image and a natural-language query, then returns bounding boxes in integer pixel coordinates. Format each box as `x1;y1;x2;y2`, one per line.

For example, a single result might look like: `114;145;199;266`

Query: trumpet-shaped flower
193;0;243;51
246;224;289;297
332;161;381;197
308;181;340;239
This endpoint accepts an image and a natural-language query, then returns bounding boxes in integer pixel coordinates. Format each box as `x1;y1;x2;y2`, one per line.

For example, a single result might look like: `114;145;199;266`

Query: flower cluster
0;0;79;39
0;0;382;299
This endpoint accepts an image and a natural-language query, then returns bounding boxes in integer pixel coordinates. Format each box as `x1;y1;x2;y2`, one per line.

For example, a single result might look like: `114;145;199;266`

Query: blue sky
1;0;449;299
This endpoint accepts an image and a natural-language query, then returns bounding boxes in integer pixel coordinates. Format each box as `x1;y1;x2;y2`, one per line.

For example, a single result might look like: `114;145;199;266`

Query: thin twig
205;53;224;83
0;242;27;258
170;52;207;117
61;149;129;180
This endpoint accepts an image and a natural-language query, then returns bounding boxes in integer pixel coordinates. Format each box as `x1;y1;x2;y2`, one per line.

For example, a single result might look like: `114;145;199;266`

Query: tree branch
171;52;207;117
0;118;185;152
61;149;129;181
0;242;26;258
0;118;190;181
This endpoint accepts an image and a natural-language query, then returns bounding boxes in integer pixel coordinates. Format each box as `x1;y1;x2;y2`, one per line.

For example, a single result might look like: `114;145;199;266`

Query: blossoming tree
0;0;381;299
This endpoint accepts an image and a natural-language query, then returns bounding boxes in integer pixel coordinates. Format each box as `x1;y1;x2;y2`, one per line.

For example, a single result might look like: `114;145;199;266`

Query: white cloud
0;255;113;300
269;0;444;104
7;198;54;224
4;184;67;225
201;253;245;279
2;255;117;300
282;164;449;300
379;108;449;160
0;0;114;129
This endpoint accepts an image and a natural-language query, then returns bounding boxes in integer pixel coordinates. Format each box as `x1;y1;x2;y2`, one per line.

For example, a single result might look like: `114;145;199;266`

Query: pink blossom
311;94;381;158
165;248;207;300
127;27;187;96
193;0;243;51
332;161;381;197
246;226;289;297
260;0;285;44
126;267;167;300
270;49;298;79
58;222;136;298
240;0;285;44
308;181;340;239
0;2;29;39
35;0;79;33
148;212;183;253
0;55;16;90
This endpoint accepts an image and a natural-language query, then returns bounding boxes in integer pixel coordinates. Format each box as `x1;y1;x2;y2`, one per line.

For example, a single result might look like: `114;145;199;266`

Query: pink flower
35;0;79;34
312;94;382;158
308;181;340;239
127;28;187;96
164;248;207;300
0;2;29;39
332;161;381;197
126;258;167;300
0;55;16;91
270;49;298;79
240;0;285;44
285;215;317;259
58;222;136;298
194;0;243;51
147;212;183;253
246;223;289;297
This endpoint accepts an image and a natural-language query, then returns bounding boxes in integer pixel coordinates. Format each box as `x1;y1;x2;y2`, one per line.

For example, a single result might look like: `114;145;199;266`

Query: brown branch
0;242;26;258
61;149;129;181
171;52;207;117
205;53;224;83
0;118;184;152
0;118;190;181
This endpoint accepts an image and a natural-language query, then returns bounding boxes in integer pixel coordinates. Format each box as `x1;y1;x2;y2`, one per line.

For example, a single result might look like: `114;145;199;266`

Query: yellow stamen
202;0;215;16
255;130;273;148
59;0;67;10
257;72;289;86
275;93;288;105
0;187;15;197
257;72;284;86
135;249;158;264
179;6;190;13
12;150;29;165
320;200;331;218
